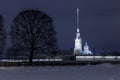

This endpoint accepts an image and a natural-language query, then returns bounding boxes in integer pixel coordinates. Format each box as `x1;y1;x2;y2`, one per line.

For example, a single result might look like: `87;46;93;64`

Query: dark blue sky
0;0;119;52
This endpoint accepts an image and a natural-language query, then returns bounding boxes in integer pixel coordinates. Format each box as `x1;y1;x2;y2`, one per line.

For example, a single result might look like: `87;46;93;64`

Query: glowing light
73;8;92;55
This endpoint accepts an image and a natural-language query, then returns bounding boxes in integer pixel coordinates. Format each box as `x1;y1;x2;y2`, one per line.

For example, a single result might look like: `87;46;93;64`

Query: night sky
0;0;119;52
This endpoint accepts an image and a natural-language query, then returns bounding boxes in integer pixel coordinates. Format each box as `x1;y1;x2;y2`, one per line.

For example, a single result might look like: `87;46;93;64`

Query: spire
73;8;82;55
77;8;80;33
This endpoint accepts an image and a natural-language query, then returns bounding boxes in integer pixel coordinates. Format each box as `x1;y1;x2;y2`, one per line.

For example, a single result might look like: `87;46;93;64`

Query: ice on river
0;63;120;80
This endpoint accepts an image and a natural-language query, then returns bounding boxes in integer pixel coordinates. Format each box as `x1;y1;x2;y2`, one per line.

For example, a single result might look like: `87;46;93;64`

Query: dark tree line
99;51;120;56
0;9;58;64
0;16;6;57
10;10;58;63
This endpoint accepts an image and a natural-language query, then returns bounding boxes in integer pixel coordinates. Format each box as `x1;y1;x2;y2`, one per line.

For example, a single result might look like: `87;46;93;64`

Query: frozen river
0;64;120;80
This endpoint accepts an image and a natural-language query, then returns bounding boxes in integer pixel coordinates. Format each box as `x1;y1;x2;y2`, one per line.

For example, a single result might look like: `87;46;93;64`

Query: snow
0;64;120;80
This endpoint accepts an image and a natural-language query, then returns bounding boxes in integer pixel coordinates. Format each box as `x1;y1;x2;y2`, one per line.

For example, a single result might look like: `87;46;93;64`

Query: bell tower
73;8;82;55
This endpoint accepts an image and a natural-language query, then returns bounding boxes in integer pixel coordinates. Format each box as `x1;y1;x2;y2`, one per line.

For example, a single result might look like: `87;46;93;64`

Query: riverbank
0;60;120;66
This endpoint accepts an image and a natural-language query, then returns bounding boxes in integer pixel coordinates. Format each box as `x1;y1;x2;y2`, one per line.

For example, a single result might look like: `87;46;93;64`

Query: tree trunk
29;48;34;65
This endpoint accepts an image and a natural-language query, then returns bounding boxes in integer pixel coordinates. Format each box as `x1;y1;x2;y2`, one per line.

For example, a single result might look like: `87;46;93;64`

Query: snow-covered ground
0;64;120;80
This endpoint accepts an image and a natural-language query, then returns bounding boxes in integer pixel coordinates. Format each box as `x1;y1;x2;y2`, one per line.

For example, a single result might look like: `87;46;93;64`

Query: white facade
73;8;92;55
75;29;82;50
73;29;82;55
83;42;92;54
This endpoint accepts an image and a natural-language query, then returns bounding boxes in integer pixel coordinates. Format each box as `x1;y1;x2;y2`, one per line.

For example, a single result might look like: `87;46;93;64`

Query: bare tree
0;16;6;56
10;10;58;64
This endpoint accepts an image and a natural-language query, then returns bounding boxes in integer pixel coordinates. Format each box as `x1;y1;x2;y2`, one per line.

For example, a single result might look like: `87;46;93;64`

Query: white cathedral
73;8;92;55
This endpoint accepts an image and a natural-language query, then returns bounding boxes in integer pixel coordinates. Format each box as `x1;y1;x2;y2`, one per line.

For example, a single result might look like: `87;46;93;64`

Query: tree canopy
10;10;58;63
0;15;6;54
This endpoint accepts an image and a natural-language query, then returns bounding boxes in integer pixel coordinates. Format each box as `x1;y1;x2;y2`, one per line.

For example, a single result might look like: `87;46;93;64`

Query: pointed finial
77;8;79;31
77;8;79;28
77;8;79;13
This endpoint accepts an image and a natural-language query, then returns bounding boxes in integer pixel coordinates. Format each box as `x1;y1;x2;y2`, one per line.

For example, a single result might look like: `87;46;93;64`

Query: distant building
83;42;92;55
73;8;92;55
